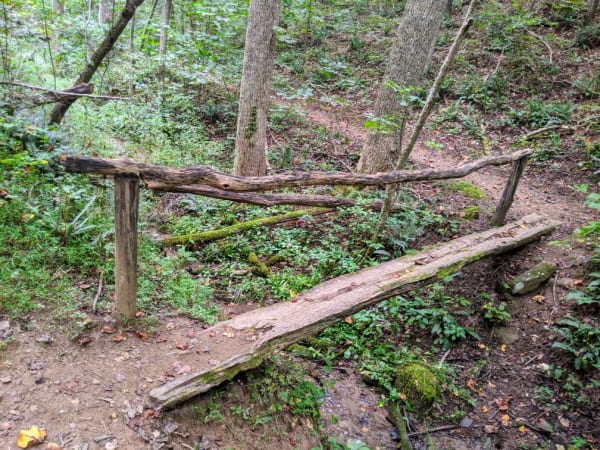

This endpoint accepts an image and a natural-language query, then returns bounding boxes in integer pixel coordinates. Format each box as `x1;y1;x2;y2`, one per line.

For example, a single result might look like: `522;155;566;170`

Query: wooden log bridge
149;214;558;409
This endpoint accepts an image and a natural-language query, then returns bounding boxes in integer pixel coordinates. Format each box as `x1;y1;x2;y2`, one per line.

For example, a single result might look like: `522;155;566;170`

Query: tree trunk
356;0;446;173
49;0;144;125
158;0;172;82
233;0;281;176
98;0;111;26
52;0;64;15
584;0;599;25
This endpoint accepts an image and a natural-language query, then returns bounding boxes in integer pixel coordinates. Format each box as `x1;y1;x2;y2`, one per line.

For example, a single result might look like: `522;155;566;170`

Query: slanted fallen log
159;207;331;246
149;214;559;409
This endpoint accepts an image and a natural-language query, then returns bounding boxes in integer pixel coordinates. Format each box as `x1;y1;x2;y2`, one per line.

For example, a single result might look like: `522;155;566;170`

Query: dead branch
158;207;332;246
518;125;576;141
61;148;533;193
0;81;131;104
146;181;405;211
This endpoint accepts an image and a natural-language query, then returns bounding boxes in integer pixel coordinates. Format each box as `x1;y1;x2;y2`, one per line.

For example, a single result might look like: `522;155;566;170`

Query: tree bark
49;0;144;125
357;0;446;173
233;0;281;176
149;214;559;408
98;0;111;26
158;0;172;82
584;0;599;25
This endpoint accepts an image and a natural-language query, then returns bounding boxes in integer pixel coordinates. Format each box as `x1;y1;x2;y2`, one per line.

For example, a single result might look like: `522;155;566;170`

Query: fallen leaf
344;316;353;324
46;443;62;450
532;295;545;303
175;342;189;350
187;331;196;338
478;343;488;350
112;333;125;342
154;333;167;343
518;424;526;433
76;335;92;346
135;311;145;318
208;331;216;337
494;397;511;411
500;344;507;352
500;413;510;426
142;409;154;418
136;330;149;341
361;426;369;433
1;422;14;431
16;425;46;448
466;378;477;390
482;405;489;413
101;325;115;334
223;328;235;338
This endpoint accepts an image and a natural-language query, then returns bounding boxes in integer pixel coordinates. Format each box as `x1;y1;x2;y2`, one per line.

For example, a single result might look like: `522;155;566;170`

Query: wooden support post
492;156;528;227
114;174;139;322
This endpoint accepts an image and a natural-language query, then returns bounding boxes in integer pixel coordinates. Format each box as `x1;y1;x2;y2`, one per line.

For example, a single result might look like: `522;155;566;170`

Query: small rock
494;327;520;345
28;360;44;371
1;376;11;384
36;335;52;344
511;261;556;295
104;440;118;450
460;417;473;428
35;372;44;384
484;424;498;434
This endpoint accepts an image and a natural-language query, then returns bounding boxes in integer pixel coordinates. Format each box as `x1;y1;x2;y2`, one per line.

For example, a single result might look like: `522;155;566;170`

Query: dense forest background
1;0;599;449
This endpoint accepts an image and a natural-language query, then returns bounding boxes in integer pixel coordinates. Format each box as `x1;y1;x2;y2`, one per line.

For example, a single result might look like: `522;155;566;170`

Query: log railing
60;149;531;321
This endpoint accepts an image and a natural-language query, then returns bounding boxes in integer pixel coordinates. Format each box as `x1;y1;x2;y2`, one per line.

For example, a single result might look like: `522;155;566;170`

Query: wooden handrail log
61;148;533;193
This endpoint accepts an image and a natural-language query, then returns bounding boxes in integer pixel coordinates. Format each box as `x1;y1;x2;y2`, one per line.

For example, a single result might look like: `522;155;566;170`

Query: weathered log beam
146;182;407;211
61;148;533;193
149;213;558;409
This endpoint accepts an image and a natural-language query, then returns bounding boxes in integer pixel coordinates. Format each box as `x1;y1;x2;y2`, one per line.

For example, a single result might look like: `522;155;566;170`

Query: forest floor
0;94;598;450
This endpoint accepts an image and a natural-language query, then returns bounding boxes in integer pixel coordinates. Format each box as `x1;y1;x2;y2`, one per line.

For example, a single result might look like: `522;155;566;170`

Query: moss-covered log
158;208;331;246
149;214;558;409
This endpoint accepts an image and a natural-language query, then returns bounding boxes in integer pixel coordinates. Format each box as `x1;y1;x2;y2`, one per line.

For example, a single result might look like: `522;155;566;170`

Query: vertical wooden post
114;174;139;322
492;156;528;227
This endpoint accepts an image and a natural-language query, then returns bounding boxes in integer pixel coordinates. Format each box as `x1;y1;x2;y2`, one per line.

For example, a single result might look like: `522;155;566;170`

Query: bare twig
407;424;459;437
524;28;553;64
518;125;576;141
0;81;130;101
92;272;104;313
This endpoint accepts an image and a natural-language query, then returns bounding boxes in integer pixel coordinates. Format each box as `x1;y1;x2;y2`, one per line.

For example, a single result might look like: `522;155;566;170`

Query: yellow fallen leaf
500;344;507;352
500;413;510;426
344;316;353;324
482;405;489;413
518;424;526;433
16;425;46;448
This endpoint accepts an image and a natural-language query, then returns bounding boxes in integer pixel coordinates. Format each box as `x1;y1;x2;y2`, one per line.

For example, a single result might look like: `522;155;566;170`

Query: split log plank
61;148;532;193
149;213;558;409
